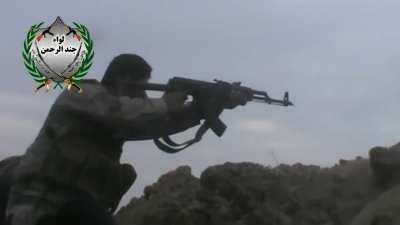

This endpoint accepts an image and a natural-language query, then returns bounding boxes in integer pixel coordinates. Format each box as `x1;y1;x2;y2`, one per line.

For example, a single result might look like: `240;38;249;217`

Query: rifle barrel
252;95;293;106
131;81;293;106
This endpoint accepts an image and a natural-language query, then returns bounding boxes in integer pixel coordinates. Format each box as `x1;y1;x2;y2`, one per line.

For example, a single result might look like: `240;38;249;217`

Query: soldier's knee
5;185;58;225
5;206;43;225
36;199;116;225
121;163;137;184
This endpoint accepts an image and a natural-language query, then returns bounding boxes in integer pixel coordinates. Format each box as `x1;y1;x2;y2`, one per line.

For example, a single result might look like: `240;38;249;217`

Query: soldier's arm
121;103;203;141
112;96;202;140
56;82;201;140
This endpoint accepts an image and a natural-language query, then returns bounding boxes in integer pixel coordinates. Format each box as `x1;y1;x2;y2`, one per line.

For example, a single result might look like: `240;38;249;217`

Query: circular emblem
23;17;94;93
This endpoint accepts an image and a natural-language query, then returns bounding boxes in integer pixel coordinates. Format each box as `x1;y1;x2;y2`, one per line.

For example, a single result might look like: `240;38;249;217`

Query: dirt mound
3;143;400;225
115;154;389;225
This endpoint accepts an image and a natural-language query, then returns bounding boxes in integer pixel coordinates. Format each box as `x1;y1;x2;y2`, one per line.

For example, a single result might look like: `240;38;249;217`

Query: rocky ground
116;143;400;225
2;143;400;225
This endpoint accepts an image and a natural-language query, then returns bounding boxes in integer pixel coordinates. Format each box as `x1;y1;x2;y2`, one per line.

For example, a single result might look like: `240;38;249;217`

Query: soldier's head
101;54;152;98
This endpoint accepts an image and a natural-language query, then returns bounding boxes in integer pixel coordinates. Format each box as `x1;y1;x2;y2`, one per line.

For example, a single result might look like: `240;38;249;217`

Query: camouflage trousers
6;180;86;225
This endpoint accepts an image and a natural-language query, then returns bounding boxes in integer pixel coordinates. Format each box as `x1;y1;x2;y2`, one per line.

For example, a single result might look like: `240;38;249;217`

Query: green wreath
22;22;94;92
71;22;94;85
22;22;48;91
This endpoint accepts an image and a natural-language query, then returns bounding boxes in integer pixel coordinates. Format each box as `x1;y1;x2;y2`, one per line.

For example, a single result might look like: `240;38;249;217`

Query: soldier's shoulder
71;79;107;96
81;79;100;84
55;79;109;104
79;79;103;89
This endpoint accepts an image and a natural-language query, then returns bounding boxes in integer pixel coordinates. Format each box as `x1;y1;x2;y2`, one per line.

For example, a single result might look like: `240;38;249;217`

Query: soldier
0;156;20;224
5;54;249;225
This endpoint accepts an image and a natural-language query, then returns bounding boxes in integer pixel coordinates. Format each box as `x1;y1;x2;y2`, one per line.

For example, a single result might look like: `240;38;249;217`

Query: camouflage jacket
14;79;201;211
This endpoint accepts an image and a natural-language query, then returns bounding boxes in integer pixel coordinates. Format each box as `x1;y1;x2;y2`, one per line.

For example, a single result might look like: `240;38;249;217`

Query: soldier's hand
226;90;252;109
162;92;188;112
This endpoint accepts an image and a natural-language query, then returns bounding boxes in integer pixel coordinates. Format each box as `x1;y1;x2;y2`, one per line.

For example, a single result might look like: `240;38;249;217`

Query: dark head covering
101;54;152;97
101;54;152;85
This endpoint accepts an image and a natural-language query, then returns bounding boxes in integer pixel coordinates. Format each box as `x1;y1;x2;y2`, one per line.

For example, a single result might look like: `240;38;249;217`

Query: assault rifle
131;77;293;153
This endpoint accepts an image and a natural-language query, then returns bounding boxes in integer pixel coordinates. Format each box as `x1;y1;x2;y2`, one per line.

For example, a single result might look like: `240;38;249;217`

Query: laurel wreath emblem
22;22;94;92
22;22;46;88
71;22;94;84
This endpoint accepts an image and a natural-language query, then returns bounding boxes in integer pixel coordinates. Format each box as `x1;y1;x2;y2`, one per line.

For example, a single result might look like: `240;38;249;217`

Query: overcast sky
2;0;400;208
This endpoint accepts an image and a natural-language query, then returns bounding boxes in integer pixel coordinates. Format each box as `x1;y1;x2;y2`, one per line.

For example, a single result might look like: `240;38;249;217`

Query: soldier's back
6;79;136;225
